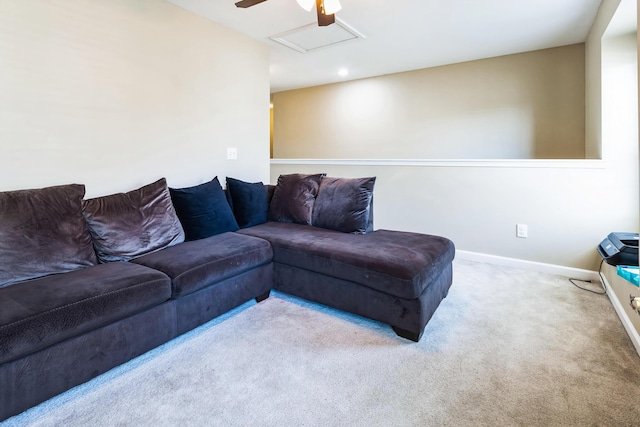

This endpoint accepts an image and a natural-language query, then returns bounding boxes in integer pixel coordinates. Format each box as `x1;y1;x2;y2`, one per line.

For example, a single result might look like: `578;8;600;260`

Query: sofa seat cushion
132;232;273;298
238;222;455;300
0;262;171;365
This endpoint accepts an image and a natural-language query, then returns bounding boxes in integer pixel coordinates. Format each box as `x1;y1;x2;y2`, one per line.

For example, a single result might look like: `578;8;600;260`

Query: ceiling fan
235;0;342;27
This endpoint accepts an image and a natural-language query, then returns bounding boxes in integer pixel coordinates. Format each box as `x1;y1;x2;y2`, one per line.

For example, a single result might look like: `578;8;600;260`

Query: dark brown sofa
0;180;274;421
0;231;273;421
0;174;454;421
0;231;274;421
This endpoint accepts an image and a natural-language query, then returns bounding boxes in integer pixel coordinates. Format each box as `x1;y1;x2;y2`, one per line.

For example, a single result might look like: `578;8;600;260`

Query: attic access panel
269;18;365;53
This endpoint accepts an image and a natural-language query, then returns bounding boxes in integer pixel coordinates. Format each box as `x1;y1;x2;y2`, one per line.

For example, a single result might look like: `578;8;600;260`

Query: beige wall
273;45;585;160
271;1;638;271
0;0;270;197
585;0;622;159
271;161;628;270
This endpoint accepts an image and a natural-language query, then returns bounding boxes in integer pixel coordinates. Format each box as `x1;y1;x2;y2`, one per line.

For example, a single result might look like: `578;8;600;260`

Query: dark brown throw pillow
0;184;97;288
312;177;376;234
269;173;325;225
82;178;185;263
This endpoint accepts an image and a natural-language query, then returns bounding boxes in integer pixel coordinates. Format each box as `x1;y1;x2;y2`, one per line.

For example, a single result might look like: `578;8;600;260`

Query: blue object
617;265;639;287
226;177;269;228
169;177;239;240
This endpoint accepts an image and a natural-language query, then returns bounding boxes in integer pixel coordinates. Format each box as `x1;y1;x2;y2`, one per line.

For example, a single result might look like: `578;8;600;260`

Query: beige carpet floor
3;259;640;426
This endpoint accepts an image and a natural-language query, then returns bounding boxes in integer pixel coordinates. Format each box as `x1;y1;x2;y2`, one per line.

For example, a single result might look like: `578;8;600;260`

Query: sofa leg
392;326;422;342
255;290;271;303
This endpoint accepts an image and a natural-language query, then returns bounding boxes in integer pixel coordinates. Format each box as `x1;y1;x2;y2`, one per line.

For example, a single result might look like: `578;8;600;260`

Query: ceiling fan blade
235;0;268;8
315;0;335;26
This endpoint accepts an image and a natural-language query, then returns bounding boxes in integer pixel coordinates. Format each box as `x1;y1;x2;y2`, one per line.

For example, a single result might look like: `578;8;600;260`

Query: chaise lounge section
238;223;454;342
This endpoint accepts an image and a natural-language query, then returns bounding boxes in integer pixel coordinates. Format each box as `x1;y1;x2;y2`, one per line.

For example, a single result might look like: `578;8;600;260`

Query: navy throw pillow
226;177;268;228
169;177;239;241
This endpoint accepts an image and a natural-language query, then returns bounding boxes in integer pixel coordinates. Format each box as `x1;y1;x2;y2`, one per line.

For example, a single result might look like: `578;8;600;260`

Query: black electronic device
597;232;639;266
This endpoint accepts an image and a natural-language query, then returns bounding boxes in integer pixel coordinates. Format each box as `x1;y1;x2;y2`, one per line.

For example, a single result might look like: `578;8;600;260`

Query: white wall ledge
270;158;607;169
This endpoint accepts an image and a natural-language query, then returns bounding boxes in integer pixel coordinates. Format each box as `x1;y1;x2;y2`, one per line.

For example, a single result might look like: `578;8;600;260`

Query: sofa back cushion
226;177;269;228
0;184;97;288
170;177;239;241
82;178;185;263
312;176;376;234
269;173;325;225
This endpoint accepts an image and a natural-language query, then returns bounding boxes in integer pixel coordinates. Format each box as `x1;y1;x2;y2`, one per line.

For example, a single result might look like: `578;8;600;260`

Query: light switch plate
516;224;528;238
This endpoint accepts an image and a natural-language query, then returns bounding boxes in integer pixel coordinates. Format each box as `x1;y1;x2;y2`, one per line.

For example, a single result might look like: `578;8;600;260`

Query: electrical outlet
226;147;237;160
516;224;528;238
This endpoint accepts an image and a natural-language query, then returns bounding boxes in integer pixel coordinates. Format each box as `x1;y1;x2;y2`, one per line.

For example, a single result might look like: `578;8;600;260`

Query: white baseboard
455;250;600;282
600;274;640;357
457;250;640;357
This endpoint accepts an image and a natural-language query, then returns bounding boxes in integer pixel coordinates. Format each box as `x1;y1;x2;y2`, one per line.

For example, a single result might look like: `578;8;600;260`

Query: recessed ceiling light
338;68;349;77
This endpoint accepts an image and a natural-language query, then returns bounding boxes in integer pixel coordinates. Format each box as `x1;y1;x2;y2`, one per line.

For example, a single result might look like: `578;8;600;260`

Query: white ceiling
167;0;604;93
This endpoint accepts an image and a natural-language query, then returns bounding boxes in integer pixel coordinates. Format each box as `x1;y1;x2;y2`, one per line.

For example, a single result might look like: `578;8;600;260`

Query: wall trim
456;250;600;281
271;158;607;169
600;273;640;357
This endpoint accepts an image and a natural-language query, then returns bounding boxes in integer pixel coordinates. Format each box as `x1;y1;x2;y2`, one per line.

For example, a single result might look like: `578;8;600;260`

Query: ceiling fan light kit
296;0;315;12
235;0;342;27
322;0;342;15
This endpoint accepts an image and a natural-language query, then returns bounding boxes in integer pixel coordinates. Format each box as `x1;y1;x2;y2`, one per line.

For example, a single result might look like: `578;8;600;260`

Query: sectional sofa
0;173;455;421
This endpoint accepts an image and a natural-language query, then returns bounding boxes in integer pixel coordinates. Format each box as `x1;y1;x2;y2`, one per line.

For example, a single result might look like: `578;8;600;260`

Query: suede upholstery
0;184;96;288
268;173;325;225
266;184;275;204
1;177;455;421
0;262;171;365
273;263;453;341
169;177;239;241
312;177;376;234
174;264;272;334
226;177;269;228
82;178;185;263
0;301;176;420
238;222;455;300
132;232;272;298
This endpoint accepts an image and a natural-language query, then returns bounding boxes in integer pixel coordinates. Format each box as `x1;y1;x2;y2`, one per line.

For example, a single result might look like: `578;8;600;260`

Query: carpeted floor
3;259;640;427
